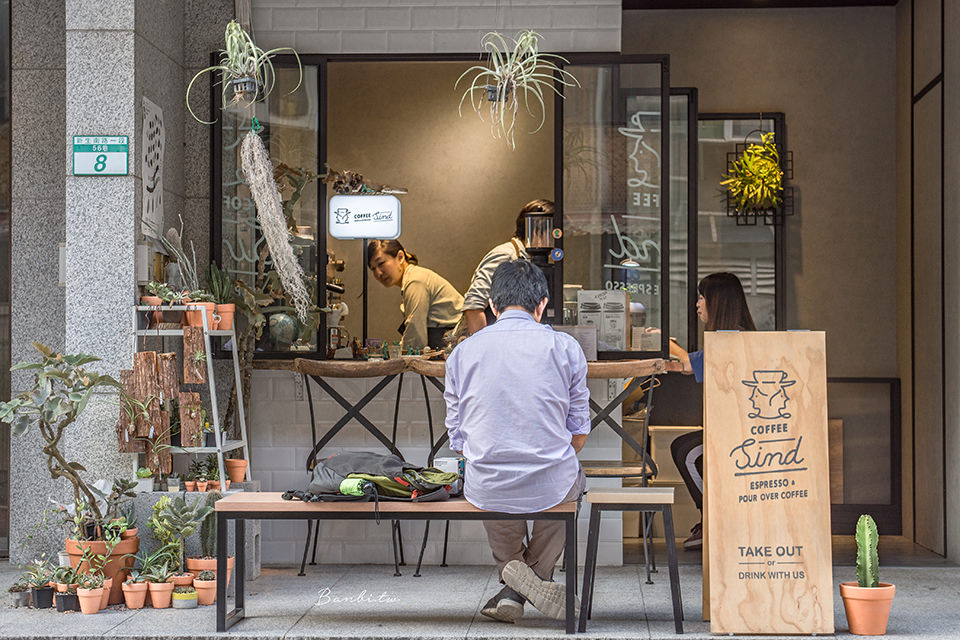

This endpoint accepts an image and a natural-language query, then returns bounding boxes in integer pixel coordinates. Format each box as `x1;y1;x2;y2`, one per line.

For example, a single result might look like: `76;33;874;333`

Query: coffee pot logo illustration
742;370;796;419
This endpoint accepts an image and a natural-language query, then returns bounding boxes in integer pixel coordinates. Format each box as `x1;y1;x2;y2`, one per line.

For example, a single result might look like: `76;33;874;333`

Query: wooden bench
215;492;580;634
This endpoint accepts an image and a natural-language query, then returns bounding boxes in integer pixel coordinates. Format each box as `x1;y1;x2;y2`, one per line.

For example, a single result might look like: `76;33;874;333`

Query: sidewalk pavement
1;562;957;639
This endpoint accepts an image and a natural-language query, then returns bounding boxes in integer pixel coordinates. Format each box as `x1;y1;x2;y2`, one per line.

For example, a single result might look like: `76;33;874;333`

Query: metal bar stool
578;487;683;634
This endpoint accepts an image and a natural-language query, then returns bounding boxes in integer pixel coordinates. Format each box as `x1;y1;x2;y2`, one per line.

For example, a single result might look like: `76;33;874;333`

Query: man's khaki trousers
483;468;586;581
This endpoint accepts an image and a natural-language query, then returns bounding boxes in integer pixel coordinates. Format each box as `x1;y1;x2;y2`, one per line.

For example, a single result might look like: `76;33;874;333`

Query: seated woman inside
668;272;756;551
367;239;463;351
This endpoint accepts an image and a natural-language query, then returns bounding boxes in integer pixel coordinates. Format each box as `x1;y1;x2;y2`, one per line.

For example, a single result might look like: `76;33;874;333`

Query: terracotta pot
121;581;148;609
184;480;197;491
121;527;138;540
208;480;220;491
224;479;231;491
224;459;247;483
186;556;234;590
141;296;164;327
55;582;68;593
147;581;175;609
172;573;194;588
66;536;139;605
193;578;216;605
99;577;113;610
196;480;208;492
840;582;896;635
184;302;216;328
214;303;235;331
77;586;103;614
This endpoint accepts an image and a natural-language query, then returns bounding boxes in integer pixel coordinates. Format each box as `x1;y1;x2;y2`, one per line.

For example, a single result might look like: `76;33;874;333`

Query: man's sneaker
683;522;702;550
501;559;579;621
480;585;525;623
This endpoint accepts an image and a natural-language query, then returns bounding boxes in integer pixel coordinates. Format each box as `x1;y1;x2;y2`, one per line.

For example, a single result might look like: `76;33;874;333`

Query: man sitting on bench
443;259;589;623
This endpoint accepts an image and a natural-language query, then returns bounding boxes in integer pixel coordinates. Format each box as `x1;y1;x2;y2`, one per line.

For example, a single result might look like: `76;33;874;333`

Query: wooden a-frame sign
704;331;834;634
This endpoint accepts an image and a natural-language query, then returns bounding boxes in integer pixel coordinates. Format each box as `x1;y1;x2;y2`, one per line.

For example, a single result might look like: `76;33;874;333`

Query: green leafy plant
142;561;175;584
190;349;207;379
186;19;302;124
855;514;880;588
136;467;153;479
158;496;215;574
457;30;578;150
77;572;103;590
145;281;172;299
0;344;124;525
123;541;179;577
720;131;784;213
24;556;51;588
207;262;234;305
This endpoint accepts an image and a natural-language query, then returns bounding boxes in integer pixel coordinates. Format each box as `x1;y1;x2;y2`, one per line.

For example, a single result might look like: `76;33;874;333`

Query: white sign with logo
328;194;401;240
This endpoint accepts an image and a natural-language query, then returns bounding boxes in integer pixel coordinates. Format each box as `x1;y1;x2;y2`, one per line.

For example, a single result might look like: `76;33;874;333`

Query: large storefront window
561;59;669;356
217;65;322;354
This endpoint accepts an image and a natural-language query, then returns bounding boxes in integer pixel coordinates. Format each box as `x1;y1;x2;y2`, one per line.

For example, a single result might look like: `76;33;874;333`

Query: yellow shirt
400;264;463;350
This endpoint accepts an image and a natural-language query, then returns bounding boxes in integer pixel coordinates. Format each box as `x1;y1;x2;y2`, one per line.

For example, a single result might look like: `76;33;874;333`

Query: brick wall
249;371;625;566
251;0;621;53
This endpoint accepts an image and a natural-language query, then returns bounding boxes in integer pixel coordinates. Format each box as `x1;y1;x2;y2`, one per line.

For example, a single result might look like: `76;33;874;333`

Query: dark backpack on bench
285;451;460;503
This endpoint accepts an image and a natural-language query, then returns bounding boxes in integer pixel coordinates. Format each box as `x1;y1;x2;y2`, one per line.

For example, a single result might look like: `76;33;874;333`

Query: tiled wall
251;0;621;53
249;371;626;566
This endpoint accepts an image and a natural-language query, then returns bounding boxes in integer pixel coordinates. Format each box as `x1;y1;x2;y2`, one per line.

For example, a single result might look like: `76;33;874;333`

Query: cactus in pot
839;515;895;635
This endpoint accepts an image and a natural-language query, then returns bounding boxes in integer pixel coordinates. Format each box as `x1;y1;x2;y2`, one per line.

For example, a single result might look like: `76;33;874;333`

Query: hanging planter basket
457;30;579;149
231;76;263;104
721;130;795;226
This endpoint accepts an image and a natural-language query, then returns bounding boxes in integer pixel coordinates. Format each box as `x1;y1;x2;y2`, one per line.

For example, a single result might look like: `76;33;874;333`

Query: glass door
559;56;671;358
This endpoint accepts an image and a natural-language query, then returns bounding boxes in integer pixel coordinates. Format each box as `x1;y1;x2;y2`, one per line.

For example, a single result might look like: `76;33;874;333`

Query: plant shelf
169;439;246;455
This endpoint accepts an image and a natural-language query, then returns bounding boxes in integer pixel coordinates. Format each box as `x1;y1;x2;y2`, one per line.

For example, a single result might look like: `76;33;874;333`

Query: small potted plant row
142;263;235;331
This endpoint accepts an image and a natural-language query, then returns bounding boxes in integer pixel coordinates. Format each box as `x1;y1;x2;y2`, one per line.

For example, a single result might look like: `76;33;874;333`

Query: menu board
704;331;834;635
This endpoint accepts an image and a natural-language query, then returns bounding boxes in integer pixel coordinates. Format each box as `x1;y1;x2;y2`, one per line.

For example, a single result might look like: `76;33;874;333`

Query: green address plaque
72;135;129;176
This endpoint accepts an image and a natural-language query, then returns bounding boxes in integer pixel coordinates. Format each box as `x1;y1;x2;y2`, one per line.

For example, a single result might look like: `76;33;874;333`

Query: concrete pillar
63;0;138;488
9;0;67;564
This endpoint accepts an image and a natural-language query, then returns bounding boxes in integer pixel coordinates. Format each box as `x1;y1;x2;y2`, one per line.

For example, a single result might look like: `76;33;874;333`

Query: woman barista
367;239;463;350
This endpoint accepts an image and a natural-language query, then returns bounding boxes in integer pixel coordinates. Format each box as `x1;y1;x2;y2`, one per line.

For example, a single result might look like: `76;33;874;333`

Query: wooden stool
578;487;683;634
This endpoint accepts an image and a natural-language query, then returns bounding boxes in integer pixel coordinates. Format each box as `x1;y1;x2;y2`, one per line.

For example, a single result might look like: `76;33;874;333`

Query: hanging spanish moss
240;130;311;324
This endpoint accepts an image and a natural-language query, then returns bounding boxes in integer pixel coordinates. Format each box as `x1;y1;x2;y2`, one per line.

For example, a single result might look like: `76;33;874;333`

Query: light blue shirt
444;309;591;513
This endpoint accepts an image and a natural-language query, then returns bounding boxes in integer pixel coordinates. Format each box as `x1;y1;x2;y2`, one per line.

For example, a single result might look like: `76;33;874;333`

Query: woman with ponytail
367;239;463;350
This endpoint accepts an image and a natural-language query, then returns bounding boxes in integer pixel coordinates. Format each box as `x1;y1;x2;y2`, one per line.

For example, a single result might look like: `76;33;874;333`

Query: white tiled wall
251;0;622;53
249;370;625;566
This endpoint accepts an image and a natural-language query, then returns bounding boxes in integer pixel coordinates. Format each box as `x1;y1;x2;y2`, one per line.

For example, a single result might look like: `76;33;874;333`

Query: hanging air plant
720;131;784;214
185;20;302;124
456;30;579;150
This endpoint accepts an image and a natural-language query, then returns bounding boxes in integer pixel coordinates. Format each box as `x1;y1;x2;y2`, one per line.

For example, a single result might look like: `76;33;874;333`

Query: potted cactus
839;514;895;635
193;569;216;605
172;585;199;609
